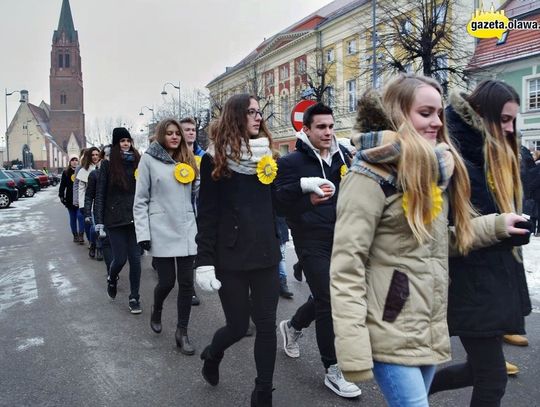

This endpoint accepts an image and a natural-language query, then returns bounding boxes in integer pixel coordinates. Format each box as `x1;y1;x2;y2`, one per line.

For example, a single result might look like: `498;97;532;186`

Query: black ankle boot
200;345;221;386
150;306;162;333
250;383;274;407
175;327;195;355
279;277;294;299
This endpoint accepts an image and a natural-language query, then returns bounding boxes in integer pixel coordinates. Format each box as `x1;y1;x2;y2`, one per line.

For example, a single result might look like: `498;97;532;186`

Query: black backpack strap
379;181;398;198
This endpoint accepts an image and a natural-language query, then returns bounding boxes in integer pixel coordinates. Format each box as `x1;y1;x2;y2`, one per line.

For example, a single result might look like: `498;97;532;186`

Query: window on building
434;54;449;88
296;59;306;74
401;19;413;34
534;140;540;151
326;48;334;63
528;78;540;110
347;79;357;112
281;94;290;121
265;72;274;87
434;4;447;24
280;65;289;81
347;39;357;55
403;63;413;73
374;70;382;89
58;54;64;68
65;53;70;68
267;99;275;128
326;85;335;108
60;94;67;105
279;144;289;156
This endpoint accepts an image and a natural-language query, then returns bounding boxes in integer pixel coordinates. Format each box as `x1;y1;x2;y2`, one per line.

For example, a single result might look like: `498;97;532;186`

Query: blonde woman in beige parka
329;75;528;407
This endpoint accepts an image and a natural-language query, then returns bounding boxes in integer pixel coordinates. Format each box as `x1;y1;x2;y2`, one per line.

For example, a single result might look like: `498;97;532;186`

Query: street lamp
139;105;156;139
161;81;181;119
4;88;24;164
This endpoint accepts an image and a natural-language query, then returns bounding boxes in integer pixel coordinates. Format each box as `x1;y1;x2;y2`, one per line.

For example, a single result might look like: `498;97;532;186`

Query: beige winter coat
330;171;509;382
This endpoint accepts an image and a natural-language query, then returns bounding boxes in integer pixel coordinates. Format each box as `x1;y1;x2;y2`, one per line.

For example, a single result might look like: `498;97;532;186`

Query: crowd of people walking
57;74;536;406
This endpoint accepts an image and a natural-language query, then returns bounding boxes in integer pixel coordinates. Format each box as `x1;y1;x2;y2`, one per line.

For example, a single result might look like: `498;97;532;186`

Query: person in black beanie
94;127;143;314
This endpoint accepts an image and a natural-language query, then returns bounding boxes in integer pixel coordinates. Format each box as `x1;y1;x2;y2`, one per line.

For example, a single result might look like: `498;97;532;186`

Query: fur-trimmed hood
445;91;485;166
353;89;394;134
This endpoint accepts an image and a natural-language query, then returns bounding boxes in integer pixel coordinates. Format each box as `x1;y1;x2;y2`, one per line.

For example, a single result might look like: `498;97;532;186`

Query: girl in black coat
430;80;532;406
195;94;281;406
59;156;83;242
94;128;142;314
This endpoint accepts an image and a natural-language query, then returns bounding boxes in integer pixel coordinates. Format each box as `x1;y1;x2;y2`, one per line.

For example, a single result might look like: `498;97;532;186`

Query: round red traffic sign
290;100;317;131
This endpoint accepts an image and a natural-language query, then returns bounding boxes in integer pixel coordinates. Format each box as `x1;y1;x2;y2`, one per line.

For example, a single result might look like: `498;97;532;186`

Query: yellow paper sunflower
174;163;195;184
70;174;75;182
402;182;443;224
134;168;139;180
340;164;347;179
194;155;202;169
256;155;278;185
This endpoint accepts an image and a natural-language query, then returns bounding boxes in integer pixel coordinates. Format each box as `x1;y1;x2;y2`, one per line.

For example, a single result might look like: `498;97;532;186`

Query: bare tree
86;116;132;148
358;0;473;94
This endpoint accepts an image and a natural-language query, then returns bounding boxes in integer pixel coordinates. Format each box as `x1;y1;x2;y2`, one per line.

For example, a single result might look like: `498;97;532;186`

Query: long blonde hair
383;74;476;254
466;80;522;213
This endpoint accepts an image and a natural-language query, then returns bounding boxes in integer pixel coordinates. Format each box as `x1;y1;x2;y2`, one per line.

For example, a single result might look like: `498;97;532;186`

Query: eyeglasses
246;109;263;118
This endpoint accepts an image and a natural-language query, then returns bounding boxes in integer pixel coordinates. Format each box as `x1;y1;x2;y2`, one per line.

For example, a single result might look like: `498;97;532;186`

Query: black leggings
209;266;279;387
430;336;507;406
152;256;195;329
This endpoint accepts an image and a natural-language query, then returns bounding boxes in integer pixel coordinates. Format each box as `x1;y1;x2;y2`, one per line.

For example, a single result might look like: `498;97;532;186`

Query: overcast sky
0;0;331;142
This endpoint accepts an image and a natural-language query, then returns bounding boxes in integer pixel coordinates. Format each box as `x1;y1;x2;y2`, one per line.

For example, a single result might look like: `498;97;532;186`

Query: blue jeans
373;361;436;407
67;207;80;234
278;243;287;279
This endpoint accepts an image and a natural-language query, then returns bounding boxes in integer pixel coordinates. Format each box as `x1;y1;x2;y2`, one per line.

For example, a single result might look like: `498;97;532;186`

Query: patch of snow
523;235;540;310
16;337;44;352
0;265;38;313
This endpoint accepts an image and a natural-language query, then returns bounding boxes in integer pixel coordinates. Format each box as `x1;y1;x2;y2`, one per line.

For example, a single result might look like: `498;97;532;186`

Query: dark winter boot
279;276;294;299
293;261;303;282
250;380;274;407
78;232;85;245
200;345;222;386
150;306;162;333
95;248;103;261
89;243;96;258
175;327;195;355
73;233;79;243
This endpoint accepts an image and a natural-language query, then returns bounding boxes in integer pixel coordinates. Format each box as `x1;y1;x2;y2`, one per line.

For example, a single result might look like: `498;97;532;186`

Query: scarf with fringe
206;137;272;175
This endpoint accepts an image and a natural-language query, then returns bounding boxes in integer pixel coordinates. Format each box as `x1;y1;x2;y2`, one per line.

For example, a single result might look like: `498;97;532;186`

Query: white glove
195;265;221;292
95;224;106;239
300;177;336;197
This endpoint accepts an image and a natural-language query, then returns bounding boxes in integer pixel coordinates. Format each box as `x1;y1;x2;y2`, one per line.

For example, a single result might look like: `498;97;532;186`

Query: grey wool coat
133;141;198;257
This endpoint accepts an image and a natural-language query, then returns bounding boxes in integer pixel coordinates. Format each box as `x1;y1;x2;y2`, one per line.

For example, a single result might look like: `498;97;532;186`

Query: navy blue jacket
445;103;531;337
274;138;350;244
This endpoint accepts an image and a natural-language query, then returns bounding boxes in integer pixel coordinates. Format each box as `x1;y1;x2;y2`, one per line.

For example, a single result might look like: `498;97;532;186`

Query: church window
58;54;64;68
65;54;70;68
60;94;67;105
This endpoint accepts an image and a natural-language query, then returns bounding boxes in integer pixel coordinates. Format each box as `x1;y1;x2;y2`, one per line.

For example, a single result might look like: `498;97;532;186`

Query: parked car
0;169;19;208
27;170;50;188
47;172;61;186
14;170;41;196
4;170;30;197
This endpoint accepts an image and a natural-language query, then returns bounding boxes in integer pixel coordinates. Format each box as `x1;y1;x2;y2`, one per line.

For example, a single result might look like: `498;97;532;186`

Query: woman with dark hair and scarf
59;155;83;242
195;94;281;406
94;127;143;314
430;80;532;406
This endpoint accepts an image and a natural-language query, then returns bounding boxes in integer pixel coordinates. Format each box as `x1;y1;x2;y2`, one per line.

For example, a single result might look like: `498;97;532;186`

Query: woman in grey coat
134;118;199;355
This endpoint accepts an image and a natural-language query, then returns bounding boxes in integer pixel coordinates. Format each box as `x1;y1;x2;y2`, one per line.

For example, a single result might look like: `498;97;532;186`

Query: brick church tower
49;0;85;151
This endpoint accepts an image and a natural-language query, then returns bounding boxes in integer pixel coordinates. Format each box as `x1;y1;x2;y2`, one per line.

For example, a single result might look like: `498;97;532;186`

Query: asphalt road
1;187;538;407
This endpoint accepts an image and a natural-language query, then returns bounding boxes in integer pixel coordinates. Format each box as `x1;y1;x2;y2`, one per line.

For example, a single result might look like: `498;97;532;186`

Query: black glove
59;196;66;205
139;240;151;251
84;216;93;225
508;221;533;247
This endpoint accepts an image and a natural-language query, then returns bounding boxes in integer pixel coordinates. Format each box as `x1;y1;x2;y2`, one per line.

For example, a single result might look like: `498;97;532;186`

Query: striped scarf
349;130;454;191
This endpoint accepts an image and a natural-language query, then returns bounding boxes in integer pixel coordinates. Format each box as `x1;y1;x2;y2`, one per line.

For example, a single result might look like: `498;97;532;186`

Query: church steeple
53;0;78;44
49;0;85;151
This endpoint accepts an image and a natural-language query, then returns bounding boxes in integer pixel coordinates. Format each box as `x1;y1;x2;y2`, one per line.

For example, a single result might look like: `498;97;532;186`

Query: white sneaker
324;364;362;398
278;319;302;358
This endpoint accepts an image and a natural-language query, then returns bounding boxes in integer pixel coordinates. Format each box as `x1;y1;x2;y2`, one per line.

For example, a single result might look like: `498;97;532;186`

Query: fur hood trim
447;91;485;135
353;89;394;133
